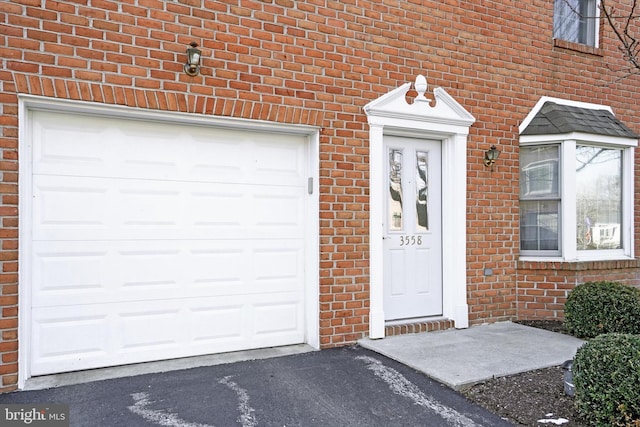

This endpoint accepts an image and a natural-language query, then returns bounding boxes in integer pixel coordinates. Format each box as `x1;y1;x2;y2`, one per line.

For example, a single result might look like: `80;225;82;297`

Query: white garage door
27;110;309;376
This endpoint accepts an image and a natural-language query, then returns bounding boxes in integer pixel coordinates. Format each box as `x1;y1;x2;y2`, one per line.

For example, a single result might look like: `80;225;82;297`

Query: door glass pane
388;148;403;230
520;146;559;198
416;151;428;231
576;146;622;250
520;200;560;251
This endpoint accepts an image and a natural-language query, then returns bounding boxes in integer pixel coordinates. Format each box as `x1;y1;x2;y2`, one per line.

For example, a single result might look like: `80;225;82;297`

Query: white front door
383;136;442;321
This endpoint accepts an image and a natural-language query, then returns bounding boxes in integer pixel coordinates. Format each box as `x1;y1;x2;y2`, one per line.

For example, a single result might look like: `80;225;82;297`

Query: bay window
519;99;637;261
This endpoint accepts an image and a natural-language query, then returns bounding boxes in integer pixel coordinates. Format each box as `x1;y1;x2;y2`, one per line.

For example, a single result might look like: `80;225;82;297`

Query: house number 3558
399;235;422;246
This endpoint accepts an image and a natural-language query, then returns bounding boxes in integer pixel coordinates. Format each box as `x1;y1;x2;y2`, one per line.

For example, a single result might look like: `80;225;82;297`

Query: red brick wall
517;259;640;320
1;0;640;392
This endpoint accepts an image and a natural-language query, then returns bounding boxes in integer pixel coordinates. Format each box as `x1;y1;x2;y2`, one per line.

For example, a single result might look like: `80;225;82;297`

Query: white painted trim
520;132;637;147
442;133;470;329
519;255;635;262
305;130;321;350
17;95;320;388
562;140;578;260
623;146;635;258
368;124;386;339
365;86;475;132
594;0;602;49
365;77;475;338
17;100;34;388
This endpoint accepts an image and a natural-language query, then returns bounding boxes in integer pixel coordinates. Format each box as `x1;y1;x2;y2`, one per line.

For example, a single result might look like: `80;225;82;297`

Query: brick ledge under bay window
517;257;640;271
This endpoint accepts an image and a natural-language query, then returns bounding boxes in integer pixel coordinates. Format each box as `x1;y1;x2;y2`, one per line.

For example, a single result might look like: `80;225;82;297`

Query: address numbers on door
399;235;423;246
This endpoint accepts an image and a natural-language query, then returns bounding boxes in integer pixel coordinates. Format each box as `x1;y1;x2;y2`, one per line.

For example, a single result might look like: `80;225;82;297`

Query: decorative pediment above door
364;75;475;131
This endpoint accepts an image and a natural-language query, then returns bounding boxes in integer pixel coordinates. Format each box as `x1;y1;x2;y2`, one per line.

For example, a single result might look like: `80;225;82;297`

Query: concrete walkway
359;321;585;390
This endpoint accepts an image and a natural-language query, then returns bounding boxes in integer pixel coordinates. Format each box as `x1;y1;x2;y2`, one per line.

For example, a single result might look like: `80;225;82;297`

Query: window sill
518;257;640;271
553;38;603;56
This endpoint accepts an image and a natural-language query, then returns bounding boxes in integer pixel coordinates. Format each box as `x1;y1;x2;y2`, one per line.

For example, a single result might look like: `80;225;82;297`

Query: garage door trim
18;95;320;388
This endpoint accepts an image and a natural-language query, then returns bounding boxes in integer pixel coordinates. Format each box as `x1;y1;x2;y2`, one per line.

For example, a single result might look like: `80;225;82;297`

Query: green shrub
564;281;640;338
573;333;640;427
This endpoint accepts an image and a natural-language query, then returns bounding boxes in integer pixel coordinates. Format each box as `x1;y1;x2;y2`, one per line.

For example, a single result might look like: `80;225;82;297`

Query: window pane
576;146;622;250
520;201;560;251
553;0;597;46
415;151;428;231
388;148;403;230
520;146;559;198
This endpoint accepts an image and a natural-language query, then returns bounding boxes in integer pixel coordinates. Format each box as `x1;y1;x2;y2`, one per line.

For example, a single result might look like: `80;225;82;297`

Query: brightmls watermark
0;404;69;426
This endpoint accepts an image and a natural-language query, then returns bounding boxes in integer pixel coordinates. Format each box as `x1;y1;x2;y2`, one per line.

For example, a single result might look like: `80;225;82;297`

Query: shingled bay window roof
521;101;638;138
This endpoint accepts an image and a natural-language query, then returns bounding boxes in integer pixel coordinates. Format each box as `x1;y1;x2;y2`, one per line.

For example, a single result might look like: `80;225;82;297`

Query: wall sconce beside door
184;42;202;76
483;145;500;168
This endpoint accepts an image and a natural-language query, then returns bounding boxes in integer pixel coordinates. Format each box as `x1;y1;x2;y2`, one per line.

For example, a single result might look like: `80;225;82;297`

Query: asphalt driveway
0;346;512;426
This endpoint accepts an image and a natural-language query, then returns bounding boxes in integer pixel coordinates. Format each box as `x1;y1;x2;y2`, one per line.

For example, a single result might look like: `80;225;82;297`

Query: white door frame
17;95;320;387
364;76;475;338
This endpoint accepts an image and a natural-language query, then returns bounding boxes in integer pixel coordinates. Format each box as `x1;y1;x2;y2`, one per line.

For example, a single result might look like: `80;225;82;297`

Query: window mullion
622;146;634;257
593;0;601;48
562;140;577;259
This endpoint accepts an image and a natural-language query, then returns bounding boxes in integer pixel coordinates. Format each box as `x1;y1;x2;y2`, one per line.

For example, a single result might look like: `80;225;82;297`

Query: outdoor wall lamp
483;145;500;168
184;42;202;76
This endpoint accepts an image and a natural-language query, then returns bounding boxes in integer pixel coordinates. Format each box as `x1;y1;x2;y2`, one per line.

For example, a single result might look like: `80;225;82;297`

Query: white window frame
553;0;600;48
520;147;561;257
519;98;636;262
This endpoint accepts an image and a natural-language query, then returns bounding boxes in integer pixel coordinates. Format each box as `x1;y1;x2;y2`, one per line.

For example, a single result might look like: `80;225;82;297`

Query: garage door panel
119;309;183;350
31;294;304;376
191;245;302;294
33;116;110;174
33;179;109;229
33;113;193;181
254;192;304;227
32;240;303;308
33;176;304;241
190;305;244;341
192;187;305;238
119;188;182;227
33;112;305;186
32;249;107;295
253;247;301;283
32;242;180;308
28;110;309;376
190;132;306;185
252;140;306;179
31;311;110;375
187;293;304;346
190;191;245;229
254;302;302;335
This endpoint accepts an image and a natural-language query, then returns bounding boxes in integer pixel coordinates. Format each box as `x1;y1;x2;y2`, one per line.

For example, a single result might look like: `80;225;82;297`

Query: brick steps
385;319;455;337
